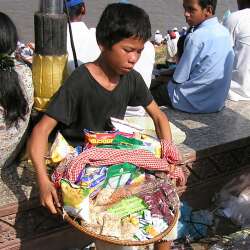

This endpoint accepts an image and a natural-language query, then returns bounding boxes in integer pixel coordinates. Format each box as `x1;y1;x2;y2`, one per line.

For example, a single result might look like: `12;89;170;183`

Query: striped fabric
52;141;185;186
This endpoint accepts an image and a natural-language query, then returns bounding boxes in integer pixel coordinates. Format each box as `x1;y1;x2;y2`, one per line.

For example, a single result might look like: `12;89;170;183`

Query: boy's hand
38;178;61;214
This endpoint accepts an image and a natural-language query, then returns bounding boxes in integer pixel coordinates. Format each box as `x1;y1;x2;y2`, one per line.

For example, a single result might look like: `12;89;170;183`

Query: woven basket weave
58;203;179;246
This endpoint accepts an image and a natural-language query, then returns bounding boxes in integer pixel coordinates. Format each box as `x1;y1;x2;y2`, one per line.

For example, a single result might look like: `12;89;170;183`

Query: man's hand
38;178;61;214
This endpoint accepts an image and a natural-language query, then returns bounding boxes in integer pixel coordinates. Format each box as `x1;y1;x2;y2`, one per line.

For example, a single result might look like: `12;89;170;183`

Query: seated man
151;0;234;113
223;0;250;101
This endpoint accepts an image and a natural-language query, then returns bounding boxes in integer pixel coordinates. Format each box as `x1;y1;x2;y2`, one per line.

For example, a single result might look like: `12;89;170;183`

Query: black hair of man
237;0;250;9
64;2;85;20
199;0;217;15
0;12;28;128
96;3;151;49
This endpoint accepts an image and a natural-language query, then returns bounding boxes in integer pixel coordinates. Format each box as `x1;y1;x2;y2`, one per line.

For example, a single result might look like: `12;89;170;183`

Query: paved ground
0;0;237;42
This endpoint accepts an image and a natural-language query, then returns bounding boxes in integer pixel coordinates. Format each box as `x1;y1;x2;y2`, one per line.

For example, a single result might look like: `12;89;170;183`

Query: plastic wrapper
61;179;90;222
84;129;134;146
107;196;148;218
103;163;137;189
75;166;107;198
50;132;75;163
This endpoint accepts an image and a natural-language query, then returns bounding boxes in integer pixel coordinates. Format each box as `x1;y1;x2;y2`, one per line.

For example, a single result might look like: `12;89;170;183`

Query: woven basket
58;203;179;246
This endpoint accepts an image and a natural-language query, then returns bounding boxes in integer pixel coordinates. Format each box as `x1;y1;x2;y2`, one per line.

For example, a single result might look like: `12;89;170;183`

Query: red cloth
160;139;181;164
52;145;185;186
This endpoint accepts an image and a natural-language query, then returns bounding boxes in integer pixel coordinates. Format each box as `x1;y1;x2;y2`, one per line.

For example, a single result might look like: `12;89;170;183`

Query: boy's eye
137;49;143;54
124;48;132;53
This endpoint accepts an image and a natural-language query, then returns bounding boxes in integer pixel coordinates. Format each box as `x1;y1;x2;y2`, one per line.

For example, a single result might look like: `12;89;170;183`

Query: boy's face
101;37;144;75
183;0;212;26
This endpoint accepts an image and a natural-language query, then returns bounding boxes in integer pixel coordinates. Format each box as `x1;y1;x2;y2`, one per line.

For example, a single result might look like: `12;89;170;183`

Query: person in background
65;0;155;88
180;26;188;36
223;0;250;101
154;30;164;46
172;27;180;40
0;12;33;168
165;30;178;68
65;0;100;73
150;0;234;113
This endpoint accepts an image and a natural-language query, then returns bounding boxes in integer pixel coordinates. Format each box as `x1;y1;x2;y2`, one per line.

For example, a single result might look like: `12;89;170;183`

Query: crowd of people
0;0;250;249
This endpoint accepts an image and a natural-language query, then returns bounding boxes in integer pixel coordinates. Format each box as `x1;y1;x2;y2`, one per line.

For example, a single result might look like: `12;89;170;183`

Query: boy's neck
95;57;120;83
86;58;121;91
197;15;214;27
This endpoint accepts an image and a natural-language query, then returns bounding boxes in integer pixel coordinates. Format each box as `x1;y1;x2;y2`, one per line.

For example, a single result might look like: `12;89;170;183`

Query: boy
151;0;234;113
223;0;250;101
29;3;172;215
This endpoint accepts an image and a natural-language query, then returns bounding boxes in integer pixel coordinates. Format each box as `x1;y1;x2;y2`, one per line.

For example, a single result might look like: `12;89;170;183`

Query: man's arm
145;100;172;141
28;115;59;214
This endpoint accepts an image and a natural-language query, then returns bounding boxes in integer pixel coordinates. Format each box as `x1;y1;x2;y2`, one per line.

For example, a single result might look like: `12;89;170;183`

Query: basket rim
57;207;179;246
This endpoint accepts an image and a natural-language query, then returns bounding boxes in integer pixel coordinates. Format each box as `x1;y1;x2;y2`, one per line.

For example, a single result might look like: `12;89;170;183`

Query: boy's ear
205;5;213;16
99;44;104;52
81;5;86;16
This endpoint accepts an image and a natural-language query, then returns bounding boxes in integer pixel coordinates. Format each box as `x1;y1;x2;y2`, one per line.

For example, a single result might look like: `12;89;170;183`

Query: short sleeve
45;70;81;126
128;71;153;107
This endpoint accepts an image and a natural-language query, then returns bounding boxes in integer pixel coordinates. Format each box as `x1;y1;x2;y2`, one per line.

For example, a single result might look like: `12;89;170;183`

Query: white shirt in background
224;8;250;101
154;33;163;45
67;22;100;73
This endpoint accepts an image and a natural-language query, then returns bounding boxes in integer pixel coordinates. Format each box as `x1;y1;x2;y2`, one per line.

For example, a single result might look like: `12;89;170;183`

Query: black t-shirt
46;65;153;146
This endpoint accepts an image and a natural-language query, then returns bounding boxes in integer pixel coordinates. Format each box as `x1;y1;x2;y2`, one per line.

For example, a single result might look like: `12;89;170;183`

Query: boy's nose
128;53;139;64
184;11;190;17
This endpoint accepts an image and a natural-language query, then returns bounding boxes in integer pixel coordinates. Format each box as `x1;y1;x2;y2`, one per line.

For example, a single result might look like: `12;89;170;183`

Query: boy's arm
145;100;172;141
28;115;59;214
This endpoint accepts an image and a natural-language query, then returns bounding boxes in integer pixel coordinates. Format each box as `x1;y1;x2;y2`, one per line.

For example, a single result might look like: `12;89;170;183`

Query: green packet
97;143;138;150
112;135;144;146
103;163;137;189
97;135;144;150
107;196;148;218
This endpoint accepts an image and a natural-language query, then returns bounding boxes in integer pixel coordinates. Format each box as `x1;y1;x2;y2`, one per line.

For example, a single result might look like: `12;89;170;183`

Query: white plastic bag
216;171;250;228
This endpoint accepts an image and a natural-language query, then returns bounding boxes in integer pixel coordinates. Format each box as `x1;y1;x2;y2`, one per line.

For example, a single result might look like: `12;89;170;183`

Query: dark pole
33;0;68;111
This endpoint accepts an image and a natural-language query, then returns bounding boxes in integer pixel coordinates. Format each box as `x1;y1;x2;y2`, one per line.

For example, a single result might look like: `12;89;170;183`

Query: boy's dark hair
199;0;217;14
64;2;84;20
0;12;28;128
96;3;151;48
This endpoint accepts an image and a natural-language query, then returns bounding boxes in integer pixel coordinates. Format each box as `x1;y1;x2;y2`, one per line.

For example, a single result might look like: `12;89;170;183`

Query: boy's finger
46;198;58;214
51;188;61;208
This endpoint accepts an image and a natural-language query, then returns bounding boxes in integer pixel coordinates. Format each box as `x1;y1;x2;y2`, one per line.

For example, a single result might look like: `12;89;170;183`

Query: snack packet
84;129;118;145
84;129;135;146
75;166;107;198
61;179;90;222
107;196;147;218
50;132;75;163
103;163;137;189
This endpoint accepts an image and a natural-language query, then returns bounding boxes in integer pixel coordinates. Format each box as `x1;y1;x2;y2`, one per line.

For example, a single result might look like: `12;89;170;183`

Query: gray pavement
0;0;237;42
